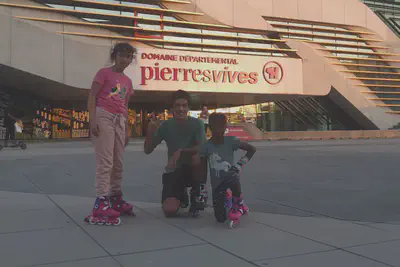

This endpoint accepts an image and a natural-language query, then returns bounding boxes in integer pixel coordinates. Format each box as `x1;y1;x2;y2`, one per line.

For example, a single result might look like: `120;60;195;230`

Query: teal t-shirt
199;136;241;190
154;116;206;167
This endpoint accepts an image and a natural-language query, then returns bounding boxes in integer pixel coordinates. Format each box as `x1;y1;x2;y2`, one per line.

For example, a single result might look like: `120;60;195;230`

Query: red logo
263;61;283;85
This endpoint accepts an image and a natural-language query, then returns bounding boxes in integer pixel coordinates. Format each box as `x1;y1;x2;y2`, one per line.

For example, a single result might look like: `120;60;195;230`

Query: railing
0;1;298;57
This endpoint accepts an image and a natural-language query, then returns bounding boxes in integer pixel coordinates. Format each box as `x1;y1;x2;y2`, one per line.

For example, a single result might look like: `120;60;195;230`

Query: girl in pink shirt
84;43;136;226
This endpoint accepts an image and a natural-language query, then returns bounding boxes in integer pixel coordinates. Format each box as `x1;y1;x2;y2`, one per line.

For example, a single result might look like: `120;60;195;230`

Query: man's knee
162;197;180;217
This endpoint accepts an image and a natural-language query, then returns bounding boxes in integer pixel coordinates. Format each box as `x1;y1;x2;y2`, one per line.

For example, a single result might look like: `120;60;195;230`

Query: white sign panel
126;48;303;94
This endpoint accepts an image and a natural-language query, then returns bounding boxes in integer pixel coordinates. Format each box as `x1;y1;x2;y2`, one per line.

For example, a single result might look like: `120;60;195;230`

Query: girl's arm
124;91;132;146
87;81;102;136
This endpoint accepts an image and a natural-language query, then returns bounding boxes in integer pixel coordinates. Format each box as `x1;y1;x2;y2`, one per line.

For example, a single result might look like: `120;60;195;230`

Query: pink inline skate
228;196;249;229
242;195;249;214
84;197;121;226
110;195;135;216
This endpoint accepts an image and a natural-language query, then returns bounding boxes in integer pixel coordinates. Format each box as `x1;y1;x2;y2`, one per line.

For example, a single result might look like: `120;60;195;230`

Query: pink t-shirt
93;67;134;116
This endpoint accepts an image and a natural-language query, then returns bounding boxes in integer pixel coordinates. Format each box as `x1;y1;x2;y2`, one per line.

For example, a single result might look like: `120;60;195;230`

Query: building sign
126;48;303;94
225;125;254;140
263;61;284;85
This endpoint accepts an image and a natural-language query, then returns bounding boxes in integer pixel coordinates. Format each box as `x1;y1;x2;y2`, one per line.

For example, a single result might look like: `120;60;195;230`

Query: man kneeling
144;90;207;217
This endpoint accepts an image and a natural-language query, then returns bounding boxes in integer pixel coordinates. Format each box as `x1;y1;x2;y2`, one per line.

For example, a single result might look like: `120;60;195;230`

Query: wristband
231;156;250;173
237;156;250;166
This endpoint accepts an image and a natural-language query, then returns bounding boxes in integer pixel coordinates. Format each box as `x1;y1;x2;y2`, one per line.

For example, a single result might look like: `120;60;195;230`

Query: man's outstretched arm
144;137;162;154
144;121;163;154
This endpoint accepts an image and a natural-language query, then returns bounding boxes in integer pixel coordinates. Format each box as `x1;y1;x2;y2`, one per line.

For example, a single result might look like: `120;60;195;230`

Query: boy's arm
239;141;256;160
231;141;256;172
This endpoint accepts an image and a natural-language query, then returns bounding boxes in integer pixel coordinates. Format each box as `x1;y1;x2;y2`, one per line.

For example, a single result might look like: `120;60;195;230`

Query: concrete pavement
1;139;400;266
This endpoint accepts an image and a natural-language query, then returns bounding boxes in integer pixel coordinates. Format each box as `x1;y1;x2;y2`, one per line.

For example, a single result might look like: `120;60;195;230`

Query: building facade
1;0;400;139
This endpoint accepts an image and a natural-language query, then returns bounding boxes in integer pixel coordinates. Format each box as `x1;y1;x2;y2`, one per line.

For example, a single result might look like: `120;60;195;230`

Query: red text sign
225;125;254;140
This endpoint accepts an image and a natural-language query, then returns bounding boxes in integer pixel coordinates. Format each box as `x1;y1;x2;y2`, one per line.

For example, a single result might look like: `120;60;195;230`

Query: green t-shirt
154;117;206;167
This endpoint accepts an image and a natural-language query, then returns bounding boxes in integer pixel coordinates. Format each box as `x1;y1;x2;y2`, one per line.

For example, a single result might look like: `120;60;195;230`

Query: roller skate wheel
20;143;27;150
89;217;97;225
106;222;112;226
113;218;122;226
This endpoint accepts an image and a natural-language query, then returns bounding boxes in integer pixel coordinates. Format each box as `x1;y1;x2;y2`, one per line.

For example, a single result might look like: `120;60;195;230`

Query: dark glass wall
256;87;376;132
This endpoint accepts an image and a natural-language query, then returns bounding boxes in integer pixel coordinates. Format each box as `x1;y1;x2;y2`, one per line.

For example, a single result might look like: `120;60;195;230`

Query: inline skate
110;195;135;216
84;197;121;226
228;196;249;229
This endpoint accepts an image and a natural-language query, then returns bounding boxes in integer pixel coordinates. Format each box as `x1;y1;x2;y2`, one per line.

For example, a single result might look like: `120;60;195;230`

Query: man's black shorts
162;165;194;203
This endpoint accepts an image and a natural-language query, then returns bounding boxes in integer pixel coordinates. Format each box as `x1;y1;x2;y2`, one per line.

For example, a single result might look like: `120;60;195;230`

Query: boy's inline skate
228;196;249;229
84;197;121;226
110;195;135;216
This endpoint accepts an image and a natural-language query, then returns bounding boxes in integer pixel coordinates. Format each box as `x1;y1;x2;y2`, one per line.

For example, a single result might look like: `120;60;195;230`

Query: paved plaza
1;139;400;267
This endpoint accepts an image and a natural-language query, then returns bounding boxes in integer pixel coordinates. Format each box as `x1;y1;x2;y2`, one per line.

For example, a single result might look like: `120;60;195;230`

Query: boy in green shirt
144;90;207;217
199;113;256;228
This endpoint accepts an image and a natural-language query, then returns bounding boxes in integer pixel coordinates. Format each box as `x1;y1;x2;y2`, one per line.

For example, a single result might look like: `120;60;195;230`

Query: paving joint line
252;248;337;262
45;195;124;267
22;172;44;193
366;221;400;226
340;238;400;249
253;237;400;262
256;221;395;267
257;197;386;230
25;255;114;267
113;243;207;257
134;206;261;267
0;226;66;236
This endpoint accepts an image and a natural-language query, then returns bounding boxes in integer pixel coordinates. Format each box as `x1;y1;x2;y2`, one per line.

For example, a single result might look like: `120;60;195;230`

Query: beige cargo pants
93;107;126;197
